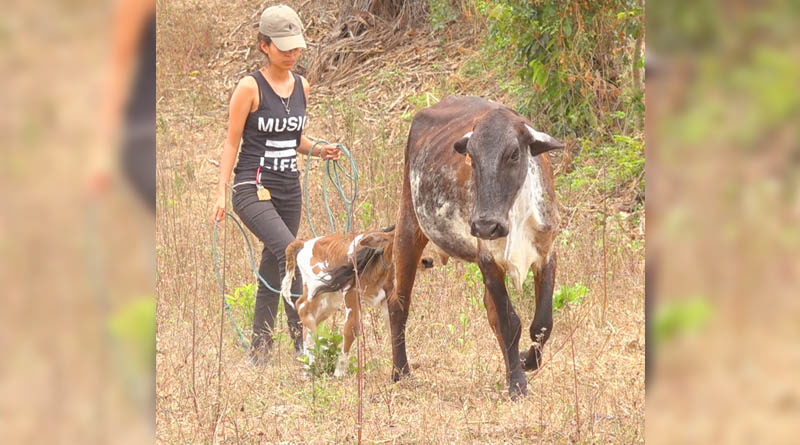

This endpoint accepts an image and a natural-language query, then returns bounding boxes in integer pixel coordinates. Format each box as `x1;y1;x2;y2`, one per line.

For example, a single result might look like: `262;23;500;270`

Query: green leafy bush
479;0;644;137
298;322;356;377
654;297;713;345
553;283;589;311
558;134;645;196
108;296;156;372
426;0;458;31
225;283;256;330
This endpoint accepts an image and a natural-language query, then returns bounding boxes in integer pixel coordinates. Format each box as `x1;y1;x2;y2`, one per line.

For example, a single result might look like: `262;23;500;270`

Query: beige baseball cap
259;5;307;51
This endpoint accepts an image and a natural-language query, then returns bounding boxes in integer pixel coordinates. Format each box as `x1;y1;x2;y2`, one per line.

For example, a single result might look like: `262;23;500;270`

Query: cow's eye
509;148;520;162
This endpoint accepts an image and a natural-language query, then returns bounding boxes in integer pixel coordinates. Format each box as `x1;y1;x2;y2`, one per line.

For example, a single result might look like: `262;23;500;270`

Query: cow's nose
421;257;434;268
470;218;509;239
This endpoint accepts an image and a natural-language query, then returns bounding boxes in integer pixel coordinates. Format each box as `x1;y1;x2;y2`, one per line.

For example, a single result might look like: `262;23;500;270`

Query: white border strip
265;139;298;148
262;149;297;158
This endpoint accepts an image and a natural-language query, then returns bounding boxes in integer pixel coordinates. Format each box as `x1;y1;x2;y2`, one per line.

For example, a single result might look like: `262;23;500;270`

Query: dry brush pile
156;0;644;442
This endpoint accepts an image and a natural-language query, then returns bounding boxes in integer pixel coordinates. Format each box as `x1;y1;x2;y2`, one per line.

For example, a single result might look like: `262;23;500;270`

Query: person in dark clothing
88;0;155;213
212;5;341;364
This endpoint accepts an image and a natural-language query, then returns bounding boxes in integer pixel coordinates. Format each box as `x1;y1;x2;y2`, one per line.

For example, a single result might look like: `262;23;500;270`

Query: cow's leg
389;212;428;381
336;292;361;377
478;251;526;398
522;252;556;371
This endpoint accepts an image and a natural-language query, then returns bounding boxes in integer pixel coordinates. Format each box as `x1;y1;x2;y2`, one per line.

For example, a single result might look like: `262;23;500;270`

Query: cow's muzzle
470;217;509;240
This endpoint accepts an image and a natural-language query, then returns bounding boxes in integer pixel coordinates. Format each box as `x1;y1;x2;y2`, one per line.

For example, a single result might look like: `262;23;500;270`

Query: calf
281;226;432;376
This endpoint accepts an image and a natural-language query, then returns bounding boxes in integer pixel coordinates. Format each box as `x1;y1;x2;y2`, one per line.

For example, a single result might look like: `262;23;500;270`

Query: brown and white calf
281;226;432;376
391;95;564;398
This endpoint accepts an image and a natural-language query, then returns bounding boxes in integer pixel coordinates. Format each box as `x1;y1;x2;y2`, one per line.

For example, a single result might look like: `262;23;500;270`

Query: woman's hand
318;143;341;161
212;192;226;223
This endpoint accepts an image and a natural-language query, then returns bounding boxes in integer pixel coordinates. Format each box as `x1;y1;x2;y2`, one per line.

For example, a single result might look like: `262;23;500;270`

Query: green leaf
654;297;713;345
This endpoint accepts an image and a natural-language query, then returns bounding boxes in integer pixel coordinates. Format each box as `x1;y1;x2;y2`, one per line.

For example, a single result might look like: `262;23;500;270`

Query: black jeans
232;172;304;357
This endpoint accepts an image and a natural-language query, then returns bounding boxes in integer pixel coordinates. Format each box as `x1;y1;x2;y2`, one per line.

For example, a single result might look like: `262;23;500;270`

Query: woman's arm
213;77;256;221
298;135;337;158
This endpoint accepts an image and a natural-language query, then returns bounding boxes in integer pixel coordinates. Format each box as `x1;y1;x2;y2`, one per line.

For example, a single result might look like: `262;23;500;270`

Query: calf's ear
524;124;564;156
358;232;392;249
453;131;472;154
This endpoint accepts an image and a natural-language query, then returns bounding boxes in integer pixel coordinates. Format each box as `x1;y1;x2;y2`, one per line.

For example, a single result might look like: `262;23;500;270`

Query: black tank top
125;13;155;123
234;70;307;180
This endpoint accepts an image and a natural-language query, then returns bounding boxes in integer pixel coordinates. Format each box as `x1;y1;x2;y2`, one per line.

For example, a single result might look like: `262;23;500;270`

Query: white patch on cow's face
525;124;558;146
348;234;364;256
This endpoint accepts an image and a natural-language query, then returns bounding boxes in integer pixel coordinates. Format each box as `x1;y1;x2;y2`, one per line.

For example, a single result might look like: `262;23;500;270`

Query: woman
88;0;155;213
212;4;341;364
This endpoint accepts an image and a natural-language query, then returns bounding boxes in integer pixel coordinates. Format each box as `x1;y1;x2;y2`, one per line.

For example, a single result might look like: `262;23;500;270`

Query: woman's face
263;41;301;70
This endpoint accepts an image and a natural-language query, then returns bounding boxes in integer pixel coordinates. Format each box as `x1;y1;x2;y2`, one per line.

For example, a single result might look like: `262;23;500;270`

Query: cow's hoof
509;376;528;400
521;346;543;371
391;364;411;382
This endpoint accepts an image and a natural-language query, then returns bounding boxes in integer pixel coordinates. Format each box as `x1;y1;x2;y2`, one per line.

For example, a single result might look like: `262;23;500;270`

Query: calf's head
454;110;564;240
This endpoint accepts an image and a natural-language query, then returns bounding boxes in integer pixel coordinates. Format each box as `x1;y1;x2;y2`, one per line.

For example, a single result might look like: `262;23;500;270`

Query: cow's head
454;110;564;240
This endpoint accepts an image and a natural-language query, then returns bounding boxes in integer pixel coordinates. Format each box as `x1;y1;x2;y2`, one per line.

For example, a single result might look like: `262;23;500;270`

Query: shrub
654;296;713;345
479;0;644;138
298;322;356;377
558;134;645;197
225;283;256;331
553;283;589;311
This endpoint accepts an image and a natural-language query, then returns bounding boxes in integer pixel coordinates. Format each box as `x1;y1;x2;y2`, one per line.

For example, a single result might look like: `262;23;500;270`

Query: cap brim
271;35;306;51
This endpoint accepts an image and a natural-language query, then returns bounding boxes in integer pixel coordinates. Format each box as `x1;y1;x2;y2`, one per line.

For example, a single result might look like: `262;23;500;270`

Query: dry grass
156;0;644;443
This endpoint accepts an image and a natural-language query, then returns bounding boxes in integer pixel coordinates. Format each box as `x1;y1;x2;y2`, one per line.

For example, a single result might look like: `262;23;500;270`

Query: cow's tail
314;246;383;297
281;238;305;310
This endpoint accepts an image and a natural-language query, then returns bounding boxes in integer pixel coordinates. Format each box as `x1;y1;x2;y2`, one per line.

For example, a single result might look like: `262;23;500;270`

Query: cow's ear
453;131;472;154
525;125;564;156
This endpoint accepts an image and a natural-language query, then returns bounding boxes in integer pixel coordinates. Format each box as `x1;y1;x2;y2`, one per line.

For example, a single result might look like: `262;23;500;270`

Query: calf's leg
336;291;362;377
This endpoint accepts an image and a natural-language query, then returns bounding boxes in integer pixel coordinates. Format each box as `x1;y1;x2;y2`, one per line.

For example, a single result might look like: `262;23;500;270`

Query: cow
281;226;433;377
390;95;564;398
